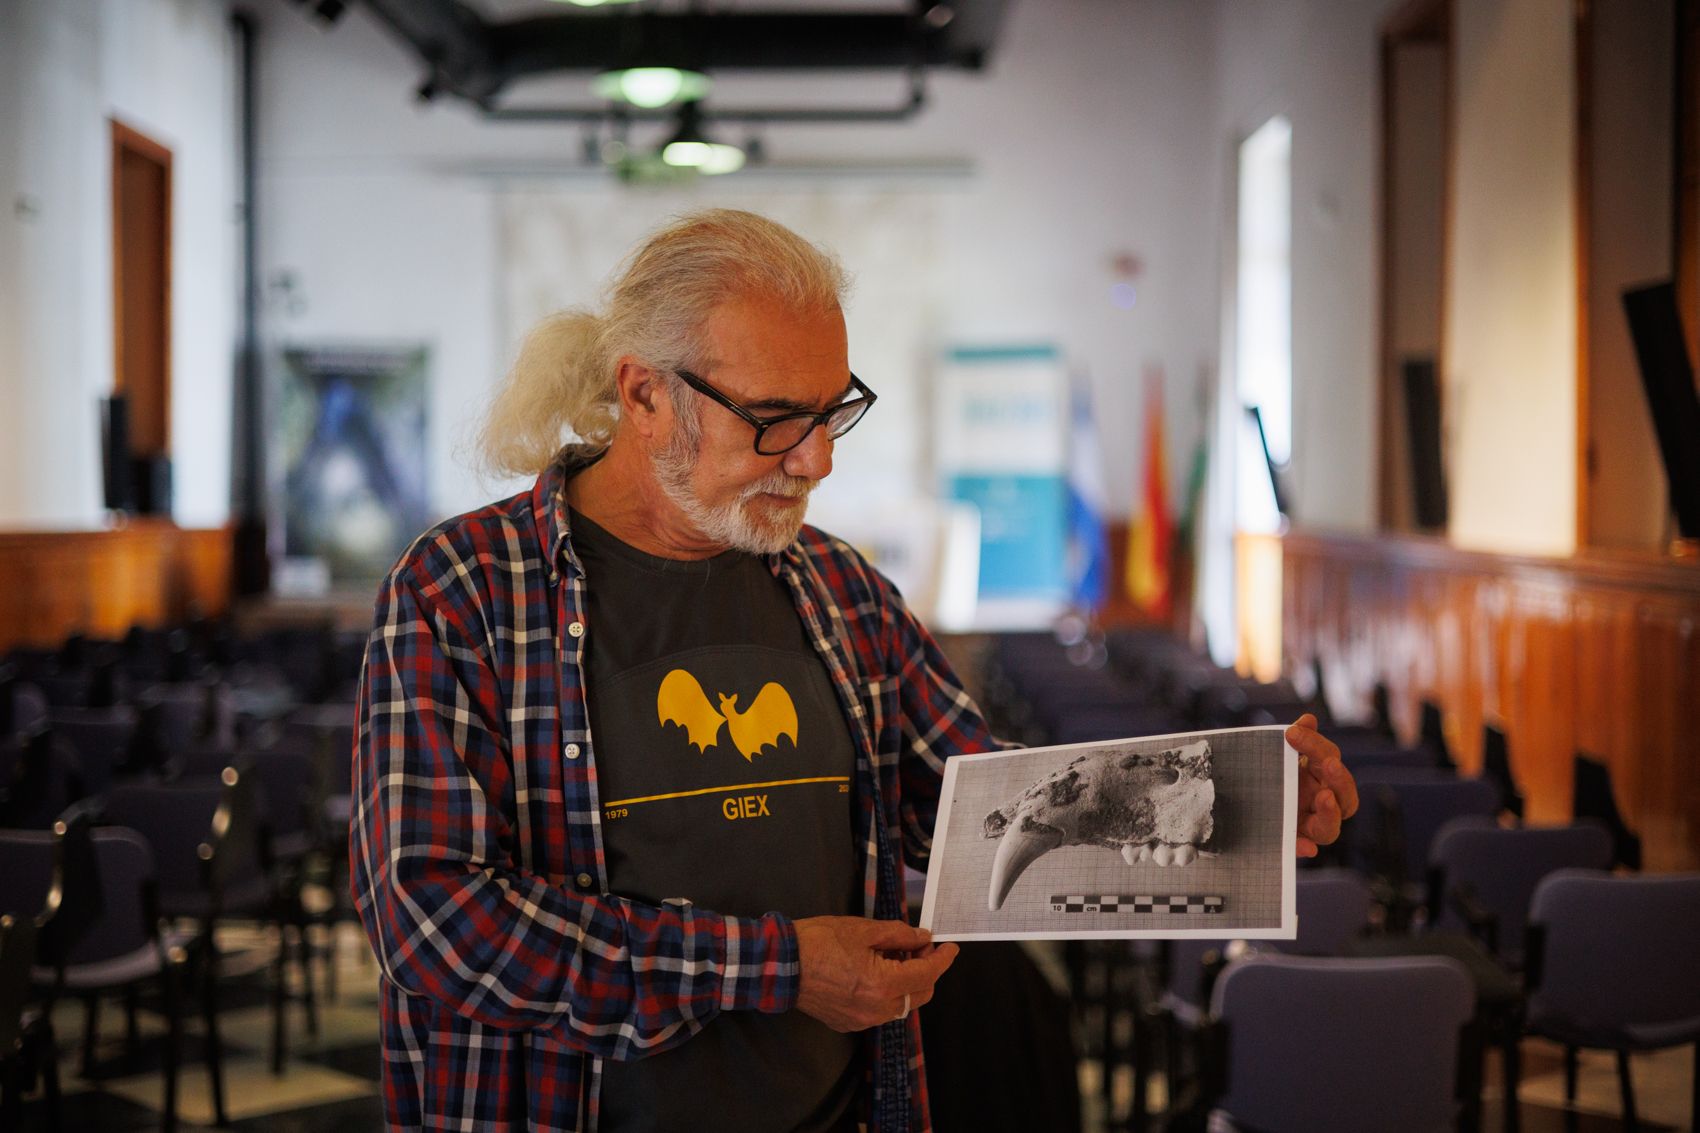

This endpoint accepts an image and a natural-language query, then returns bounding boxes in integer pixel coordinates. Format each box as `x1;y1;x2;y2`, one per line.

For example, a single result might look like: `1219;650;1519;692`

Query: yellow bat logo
656;669;799;761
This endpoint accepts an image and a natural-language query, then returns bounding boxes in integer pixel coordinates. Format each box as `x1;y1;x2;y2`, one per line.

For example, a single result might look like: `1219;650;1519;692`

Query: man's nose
782;423;834;481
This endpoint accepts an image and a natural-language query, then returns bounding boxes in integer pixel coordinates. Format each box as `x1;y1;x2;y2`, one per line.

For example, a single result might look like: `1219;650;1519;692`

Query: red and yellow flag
1126;368;1173;617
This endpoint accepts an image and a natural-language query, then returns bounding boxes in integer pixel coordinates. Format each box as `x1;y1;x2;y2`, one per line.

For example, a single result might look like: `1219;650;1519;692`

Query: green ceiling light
592;66;710;110
660;103;746;175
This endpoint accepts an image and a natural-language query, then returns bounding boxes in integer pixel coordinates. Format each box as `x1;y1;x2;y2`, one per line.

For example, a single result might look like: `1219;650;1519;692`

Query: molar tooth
1121;843;1141;866
1136;843;1154;863
1153;843;1174;866
1173;844;1197;866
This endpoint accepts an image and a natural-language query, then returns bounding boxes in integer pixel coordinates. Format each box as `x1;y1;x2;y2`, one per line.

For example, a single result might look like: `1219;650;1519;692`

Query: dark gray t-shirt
571;510;860;1133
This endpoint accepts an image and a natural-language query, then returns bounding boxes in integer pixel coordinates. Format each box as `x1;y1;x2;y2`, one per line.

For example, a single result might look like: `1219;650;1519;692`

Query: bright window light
1235;114;1292;532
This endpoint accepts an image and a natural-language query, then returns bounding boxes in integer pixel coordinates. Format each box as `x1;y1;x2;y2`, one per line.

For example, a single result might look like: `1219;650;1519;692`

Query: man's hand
793;916;960;1033
1288;713;1360;857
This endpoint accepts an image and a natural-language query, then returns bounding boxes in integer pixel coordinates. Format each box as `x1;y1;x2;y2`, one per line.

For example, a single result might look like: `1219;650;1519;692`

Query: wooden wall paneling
0;524;234;652
1283;531;1700;871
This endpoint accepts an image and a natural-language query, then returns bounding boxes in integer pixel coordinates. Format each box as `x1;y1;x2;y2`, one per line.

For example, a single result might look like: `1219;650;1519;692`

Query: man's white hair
478;208;851;479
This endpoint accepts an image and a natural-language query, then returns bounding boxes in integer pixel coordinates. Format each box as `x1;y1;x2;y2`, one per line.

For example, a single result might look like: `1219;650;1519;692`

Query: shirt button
567;621;585;638
564;743;580;759
575;872;595;890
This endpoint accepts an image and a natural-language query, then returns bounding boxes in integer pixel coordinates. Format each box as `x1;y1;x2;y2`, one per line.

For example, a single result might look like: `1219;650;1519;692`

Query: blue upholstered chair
1525;870;1700;1131
1208;953;1475;1133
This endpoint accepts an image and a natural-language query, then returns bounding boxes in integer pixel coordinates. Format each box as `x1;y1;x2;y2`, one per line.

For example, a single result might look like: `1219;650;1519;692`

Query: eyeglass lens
755;399;871;454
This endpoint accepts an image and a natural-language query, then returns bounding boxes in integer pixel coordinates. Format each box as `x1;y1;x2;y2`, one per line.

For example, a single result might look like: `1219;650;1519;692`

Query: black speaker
1621;281;1700;539
101;394;132;512
1401;357;1448;531
130;453;172;516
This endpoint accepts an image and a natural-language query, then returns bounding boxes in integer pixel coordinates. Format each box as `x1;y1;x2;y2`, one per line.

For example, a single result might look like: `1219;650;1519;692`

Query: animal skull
982;740;1215;910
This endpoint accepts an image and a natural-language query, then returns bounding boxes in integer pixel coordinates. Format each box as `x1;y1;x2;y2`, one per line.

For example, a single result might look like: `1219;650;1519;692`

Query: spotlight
592;67;710;110
660;103;745;175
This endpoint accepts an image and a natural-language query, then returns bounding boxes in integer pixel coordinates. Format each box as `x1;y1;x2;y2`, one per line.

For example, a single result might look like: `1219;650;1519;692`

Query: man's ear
613;358;669;438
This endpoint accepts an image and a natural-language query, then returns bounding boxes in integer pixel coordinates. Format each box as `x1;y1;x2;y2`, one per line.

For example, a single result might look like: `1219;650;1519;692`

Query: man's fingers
1314;750;1359;819
1300;787;1342;848
864;918;932;953
1288;717;1359;820
883;941;959;996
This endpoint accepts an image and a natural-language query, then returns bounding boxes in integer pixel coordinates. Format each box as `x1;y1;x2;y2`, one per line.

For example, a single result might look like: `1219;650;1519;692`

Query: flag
1065;376;1111;611
1126;367;1174;617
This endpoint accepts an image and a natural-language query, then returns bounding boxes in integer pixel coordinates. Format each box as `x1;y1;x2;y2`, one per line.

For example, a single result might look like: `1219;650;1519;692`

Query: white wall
0;0;239;528
1210;0;1398;535
1197;0;1399;662
251;0;1219;526
1445;0;1578;556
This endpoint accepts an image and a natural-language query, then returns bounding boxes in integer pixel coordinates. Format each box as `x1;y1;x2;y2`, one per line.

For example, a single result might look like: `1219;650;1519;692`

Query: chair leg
160;964;181;1133
39;1022;63;1133
322;920;339;1003
1;1063;20;1133
124;982;140;1059
298;920;319;1039
202;938;228;1126
271;923;288;1076
1563;1044;1578;1105
1500;1024;1520;1133
1616;1049;1638;1131
80;993;99;1078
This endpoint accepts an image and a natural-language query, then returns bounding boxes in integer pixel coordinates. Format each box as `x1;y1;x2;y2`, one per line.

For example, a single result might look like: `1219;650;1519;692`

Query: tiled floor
15;923;1695;1131
15;922;384;1132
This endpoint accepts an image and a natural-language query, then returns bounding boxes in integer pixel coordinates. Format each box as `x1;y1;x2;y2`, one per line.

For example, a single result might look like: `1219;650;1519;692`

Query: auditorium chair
1426;820;1612;969
1571;753;1643;871
1524;870;1700;1131
1203;954;1475;1133
0;728;86;830
101;768;281;1124
0;913;44;1129
0;812;102;1131
47;706;140;798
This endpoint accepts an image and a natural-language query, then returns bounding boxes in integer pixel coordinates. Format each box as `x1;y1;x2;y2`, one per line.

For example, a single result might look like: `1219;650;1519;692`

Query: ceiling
320;0;1009;120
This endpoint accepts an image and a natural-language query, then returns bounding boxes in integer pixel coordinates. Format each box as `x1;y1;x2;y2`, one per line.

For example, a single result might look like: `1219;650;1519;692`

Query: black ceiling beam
354;1;1006;105
356;0;499;98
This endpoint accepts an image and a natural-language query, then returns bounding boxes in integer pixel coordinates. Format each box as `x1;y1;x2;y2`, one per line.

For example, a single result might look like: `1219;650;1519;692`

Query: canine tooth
1154;843;1174;866
988;826;1063;910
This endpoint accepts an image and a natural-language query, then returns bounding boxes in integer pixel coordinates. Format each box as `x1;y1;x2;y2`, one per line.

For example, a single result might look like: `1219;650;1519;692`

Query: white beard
653;428;816;555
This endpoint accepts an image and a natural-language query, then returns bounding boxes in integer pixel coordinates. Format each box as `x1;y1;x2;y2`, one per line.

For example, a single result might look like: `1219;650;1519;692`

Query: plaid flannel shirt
351;448;1004;1131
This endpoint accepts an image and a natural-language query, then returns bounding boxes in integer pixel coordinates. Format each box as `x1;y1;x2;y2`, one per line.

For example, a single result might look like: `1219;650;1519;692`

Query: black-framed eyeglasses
673;369;878;456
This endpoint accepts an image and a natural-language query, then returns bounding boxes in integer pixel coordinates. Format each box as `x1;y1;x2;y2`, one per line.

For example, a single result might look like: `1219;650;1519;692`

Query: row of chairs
1185;869;1700;1133
1;622;361;1129
972;627;1694;1132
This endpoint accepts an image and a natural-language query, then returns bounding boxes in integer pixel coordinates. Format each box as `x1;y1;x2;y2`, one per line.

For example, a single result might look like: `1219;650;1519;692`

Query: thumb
863;918;932;952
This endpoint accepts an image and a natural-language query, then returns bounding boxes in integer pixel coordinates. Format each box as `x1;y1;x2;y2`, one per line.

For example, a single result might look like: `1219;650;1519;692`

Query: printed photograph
920;726;1296;940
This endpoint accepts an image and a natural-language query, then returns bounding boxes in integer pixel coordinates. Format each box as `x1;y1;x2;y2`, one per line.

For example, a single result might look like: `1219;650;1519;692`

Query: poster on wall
275;345;430;588
935;345;1069;628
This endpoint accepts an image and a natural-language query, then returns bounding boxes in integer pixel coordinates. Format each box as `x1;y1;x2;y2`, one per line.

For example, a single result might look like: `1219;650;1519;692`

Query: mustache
741;472;817;501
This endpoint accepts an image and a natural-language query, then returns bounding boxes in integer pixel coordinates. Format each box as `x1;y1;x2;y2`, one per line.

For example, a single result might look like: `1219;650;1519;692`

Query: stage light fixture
592;67;710;110
660;104;745;175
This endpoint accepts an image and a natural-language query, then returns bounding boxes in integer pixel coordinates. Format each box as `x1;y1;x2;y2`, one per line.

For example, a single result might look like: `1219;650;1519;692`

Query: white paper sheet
919;726;1298;941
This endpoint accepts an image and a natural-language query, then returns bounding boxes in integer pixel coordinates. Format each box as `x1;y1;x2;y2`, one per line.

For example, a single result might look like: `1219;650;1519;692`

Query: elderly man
351;209;1357;1133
